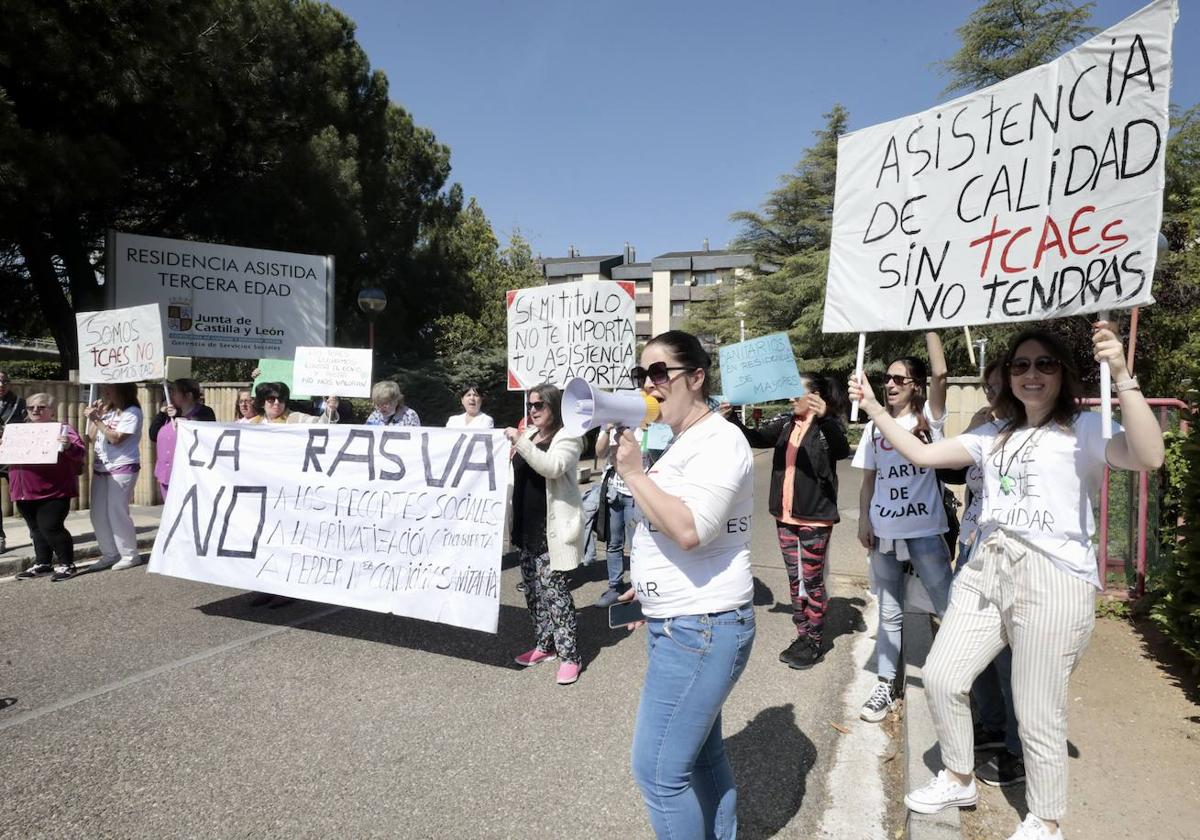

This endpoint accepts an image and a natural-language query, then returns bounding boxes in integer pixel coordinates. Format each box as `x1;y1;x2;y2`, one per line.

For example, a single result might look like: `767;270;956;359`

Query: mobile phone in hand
608;599;645;628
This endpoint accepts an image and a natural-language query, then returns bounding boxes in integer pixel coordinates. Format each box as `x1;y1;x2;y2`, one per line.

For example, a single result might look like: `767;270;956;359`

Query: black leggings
16;497;74;566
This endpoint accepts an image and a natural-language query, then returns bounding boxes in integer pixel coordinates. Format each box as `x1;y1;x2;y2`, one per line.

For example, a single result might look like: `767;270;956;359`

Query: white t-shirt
852;403;948;539
630;414;755;619
93;406;143;471
446;412;494;429
957;411;1117;589
960;461;985;545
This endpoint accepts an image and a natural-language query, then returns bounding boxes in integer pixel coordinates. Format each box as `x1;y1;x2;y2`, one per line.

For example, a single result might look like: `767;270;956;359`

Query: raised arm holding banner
823;0;1176;435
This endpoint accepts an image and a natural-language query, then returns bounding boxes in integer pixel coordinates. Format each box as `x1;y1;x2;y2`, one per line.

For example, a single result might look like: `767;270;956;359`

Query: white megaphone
561;377;660;438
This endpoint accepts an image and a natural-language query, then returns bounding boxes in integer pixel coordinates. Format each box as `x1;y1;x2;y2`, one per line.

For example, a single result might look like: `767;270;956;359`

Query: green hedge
1150;426;1200;665
0;359;65;380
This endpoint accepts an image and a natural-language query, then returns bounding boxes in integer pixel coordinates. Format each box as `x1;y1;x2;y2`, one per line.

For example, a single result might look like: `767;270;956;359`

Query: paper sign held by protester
506;279;636;390
719;333;805;404
149;423;509;633
292;347;372;398
253;358;307;399
823;0;1176;333
76;303;165;383
0;423;62;465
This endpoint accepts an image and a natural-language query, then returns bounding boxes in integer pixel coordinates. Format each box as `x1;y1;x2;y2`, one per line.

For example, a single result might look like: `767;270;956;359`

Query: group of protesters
501;321;1161;840
0;371;487;583
0;317;1164;840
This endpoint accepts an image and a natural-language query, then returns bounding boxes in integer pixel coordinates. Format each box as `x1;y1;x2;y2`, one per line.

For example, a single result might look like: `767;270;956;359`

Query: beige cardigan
513;427;584;571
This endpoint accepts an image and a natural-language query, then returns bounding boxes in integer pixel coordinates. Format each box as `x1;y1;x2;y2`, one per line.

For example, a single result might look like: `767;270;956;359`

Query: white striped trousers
925;529;1095;821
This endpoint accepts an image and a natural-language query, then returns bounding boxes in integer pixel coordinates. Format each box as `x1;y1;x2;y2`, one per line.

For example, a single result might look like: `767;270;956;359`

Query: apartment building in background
537;240;756;346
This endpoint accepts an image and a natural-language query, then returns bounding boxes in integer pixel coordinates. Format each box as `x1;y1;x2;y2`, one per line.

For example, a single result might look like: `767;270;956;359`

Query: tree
938;0;1097;95
0;0;462;371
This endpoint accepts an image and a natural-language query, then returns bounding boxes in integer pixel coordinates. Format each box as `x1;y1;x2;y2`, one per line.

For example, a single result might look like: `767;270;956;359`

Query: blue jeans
871;535;952;682
956;539;1021;756
632;604;756;840
605;492;633;590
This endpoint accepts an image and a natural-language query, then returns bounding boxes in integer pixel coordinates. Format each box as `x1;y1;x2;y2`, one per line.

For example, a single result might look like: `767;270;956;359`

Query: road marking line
817;594;889;840
0;605;343;733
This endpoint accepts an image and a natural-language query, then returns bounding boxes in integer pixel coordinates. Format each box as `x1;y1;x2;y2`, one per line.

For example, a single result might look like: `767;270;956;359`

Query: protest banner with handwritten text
506;280;636;390
0;423;62;465
293;347;373;398
149;423;508;633
76;303;165;384
719;333;805;404
823;0;1175;333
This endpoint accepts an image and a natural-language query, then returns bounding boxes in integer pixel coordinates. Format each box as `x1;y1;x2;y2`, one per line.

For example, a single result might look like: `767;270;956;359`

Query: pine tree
939;0;1097;94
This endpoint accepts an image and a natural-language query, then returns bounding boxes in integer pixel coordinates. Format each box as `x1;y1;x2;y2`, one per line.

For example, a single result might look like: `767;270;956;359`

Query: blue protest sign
644;422;674;450
718;333;805;404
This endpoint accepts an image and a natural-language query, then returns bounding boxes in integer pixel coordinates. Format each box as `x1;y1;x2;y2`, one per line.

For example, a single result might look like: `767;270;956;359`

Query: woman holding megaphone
612;330;756;840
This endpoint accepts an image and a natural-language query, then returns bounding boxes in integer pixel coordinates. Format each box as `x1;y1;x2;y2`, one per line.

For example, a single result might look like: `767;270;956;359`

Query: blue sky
331;0;1198;260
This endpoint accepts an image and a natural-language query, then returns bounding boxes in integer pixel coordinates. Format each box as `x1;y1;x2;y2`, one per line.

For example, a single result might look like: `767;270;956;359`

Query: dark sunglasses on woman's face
883;374;914;386
528;400;547;413
1008;355;1062;376
630;363;694;388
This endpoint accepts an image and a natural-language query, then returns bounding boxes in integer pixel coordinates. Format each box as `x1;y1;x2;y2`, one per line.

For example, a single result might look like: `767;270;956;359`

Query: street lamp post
357;287;387;350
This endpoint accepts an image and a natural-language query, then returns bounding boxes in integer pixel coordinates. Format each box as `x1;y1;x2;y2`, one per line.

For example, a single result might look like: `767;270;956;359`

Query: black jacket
731;410;851;523
149;404;217;443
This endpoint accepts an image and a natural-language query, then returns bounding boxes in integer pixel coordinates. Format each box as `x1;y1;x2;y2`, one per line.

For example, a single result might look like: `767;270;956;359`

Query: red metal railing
1083;397;1191;598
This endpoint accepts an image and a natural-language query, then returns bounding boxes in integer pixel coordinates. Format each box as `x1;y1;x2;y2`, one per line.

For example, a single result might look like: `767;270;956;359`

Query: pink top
154;404;211;486
9;424;85;501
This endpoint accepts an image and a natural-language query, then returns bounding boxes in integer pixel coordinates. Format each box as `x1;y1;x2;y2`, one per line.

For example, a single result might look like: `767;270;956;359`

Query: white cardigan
512;427;584;571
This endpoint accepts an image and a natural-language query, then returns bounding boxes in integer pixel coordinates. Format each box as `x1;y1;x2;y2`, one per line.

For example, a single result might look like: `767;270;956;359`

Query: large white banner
111;231;332;359
506;279;636;390
824;0;1176;333
149;423;508;633
76;303;165;384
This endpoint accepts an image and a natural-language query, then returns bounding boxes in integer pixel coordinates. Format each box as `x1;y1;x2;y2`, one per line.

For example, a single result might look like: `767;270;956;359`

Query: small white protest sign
76;303;165;383
0;423;62;465
823;0;1176;333
506;279;636;390
292;346;373;398
149;423;508;633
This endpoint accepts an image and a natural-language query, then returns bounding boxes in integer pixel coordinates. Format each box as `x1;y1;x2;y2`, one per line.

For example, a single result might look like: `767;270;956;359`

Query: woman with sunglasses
12;394;86;581
505;383;585;686
84;383;145;571
249;382;322;424
721;375;851;669
852;332;953;724
850;323;1163;840
612;330;755;840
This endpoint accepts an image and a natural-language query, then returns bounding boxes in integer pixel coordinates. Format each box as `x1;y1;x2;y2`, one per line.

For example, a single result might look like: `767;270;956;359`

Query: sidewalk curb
0;533;159;578
904;610;964;840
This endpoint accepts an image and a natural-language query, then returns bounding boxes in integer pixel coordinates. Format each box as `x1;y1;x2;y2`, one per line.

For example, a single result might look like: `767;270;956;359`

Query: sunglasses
883;374;914;386
1008;356;1062;376
630;363;695;388
528;400;547;413
263;396;284;403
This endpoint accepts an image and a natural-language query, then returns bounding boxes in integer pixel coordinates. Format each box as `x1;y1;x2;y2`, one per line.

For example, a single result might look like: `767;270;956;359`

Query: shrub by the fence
1150;427;1200;666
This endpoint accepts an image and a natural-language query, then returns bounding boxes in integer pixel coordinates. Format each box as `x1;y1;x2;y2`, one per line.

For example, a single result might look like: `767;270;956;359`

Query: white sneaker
1008;814;1063;839
860;680;896;723
112;556;146;571
904;770;978;814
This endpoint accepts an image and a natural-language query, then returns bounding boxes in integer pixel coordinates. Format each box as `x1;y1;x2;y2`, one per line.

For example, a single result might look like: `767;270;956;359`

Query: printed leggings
775;522;832;643
519;548;580;664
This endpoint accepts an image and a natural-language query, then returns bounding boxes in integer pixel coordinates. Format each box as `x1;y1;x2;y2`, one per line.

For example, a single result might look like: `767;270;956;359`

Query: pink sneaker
514;648;556;667
556;662;582;685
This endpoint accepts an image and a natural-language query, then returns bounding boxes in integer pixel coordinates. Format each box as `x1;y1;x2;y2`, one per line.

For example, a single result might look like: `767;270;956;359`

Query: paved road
0;456;884;839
